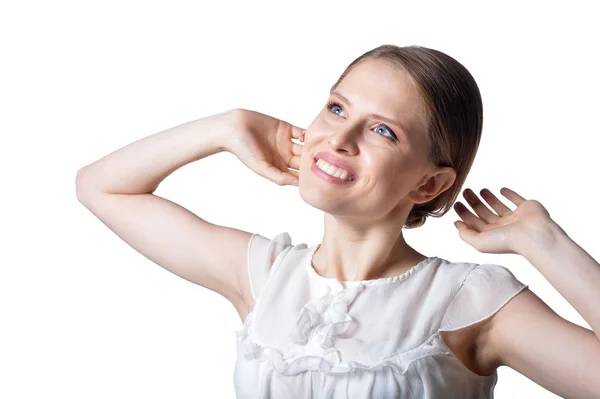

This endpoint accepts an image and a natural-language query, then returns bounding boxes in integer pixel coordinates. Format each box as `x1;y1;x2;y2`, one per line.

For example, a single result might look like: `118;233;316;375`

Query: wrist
202;108;240;154
515;218;568;258
218;108;248;154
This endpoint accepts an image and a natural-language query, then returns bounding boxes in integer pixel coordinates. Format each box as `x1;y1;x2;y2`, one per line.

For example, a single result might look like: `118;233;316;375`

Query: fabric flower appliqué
288;284;366;367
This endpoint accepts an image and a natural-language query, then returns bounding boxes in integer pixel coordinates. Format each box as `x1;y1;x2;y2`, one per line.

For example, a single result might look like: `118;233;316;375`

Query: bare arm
76;110;234;195
76;109;256;320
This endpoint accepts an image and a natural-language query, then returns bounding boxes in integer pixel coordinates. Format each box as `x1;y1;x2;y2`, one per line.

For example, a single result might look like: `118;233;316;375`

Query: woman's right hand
225;108;306;186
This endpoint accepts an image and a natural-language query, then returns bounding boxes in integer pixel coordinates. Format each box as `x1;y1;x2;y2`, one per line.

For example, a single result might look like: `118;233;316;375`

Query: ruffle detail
235;282;455;377
236;312;451;376
236;283;366;375
291;284;365;348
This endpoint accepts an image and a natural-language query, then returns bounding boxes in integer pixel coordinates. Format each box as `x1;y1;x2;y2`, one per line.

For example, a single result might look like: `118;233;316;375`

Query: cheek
370;161;412;189
306;117;330;137
360;154;380;172
302;129;327;151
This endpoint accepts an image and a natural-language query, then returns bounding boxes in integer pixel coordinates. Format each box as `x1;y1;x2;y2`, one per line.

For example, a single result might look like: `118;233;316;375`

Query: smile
312;157;357;185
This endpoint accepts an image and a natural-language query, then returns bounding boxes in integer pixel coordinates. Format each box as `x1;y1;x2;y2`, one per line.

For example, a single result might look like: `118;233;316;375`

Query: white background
1;0;598;398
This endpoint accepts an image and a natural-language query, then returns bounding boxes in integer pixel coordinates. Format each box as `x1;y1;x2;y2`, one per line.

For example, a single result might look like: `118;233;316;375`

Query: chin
297;183;348;215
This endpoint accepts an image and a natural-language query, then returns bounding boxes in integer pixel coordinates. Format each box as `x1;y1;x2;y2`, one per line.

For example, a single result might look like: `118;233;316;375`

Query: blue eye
326;101;345;116
326;100;398;141
374;125;395;139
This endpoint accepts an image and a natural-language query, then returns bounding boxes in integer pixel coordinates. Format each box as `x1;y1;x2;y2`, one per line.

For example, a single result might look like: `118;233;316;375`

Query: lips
314;152;358;180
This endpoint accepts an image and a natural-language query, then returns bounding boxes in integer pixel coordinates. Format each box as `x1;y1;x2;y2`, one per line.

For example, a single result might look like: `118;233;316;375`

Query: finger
287;169;299;178
290;126;307;140
454;201;487;232
261;162;298;186
288;154;301;170
499;187;527;206
274;157;300;185
480;189;513;216
292;143;304;156
462;189;500;224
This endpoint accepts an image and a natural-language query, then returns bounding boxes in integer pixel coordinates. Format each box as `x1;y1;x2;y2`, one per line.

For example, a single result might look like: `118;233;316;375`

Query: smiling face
298;57;452;222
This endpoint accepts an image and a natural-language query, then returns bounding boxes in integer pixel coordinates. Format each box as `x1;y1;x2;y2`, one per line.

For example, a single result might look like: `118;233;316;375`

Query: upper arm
482;287;600;398
77;190;255;318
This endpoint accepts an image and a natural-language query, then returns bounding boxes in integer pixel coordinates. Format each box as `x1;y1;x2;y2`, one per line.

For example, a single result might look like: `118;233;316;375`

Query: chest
251;256;499;376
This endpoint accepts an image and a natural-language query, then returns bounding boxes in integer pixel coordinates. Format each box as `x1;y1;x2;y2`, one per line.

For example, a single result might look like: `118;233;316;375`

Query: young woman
76;45;600;398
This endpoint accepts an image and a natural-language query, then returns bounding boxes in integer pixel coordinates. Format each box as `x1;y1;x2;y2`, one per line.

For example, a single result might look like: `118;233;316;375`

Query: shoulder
439;260;528;376
245;231;309;310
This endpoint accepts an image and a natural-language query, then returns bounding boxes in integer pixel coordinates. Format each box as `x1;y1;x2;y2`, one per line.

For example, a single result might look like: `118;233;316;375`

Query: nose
327;123;360;155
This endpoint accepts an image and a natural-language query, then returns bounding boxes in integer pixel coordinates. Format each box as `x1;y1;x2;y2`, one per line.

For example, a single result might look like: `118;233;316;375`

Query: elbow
76;167;94;203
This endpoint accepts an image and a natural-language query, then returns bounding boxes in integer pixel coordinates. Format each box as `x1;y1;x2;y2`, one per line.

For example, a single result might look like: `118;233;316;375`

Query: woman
76;45;600;398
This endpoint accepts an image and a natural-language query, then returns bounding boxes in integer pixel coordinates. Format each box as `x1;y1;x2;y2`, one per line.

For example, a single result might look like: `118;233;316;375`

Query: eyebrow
330;91;411;138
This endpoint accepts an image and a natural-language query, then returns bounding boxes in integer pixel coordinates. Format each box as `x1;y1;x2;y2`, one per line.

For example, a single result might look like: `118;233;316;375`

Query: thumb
454;221;479;245
261;162;298;186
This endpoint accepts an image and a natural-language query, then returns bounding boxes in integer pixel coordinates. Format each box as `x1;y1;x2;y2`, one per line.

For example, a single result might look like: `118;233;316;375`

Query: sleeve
246;231;293;301
440;263;529;332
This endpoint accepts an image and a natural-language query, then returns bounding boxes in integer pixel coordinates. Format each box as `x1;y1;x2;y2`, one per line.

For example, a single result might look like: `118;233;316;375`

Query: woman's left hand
453;187;553;255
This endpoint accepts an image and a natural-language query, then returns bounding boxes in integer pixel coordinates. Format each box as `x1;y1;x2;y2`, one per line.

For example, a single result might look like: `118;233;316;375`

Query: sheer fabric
234;232;528;398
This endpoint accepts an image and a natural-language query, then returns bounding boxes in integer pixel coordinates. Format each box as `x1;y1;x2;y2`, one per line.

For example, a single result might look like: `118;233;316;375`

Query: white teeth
316;158;352;181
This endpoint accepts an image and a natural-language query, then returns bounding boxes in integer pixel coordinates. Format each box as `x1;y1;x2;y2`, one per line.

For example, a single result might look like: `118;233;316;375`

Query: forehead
335;58;425;137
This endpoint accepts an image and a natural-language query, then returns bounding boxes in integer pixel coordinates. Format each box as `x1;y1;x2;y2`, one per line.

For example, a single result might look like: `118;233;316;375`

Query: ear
408;166;456;204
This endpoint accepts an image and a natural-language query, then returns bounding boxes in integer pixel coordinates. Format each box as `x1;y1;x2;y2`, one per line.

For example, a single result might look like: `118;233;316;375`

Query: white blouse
234;232;528;398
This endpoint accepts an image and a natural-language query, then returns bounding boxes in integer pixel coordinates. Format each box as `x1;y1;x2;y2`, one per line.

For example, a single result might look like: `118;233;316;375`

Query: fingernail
291;180;299;186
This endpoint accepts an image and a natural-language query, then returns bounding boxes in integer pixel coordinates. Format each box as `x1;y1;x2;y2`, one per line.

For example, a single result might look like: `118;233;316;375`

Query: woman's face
298;58;438;220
